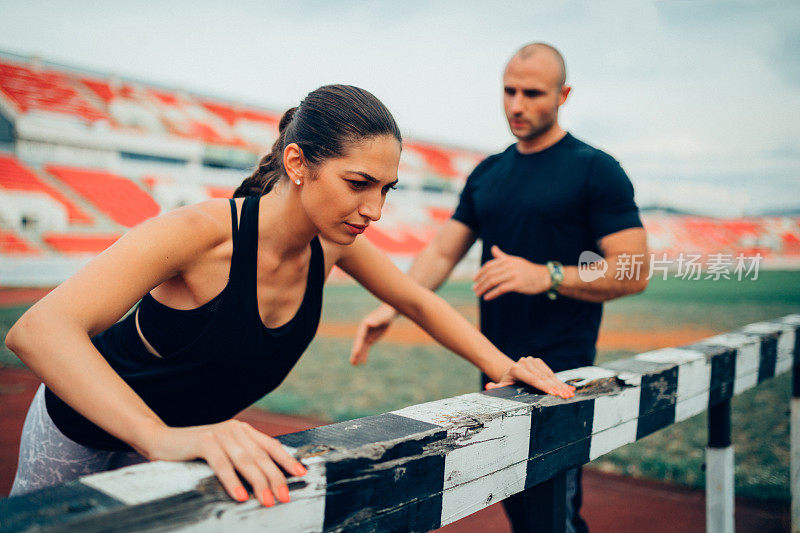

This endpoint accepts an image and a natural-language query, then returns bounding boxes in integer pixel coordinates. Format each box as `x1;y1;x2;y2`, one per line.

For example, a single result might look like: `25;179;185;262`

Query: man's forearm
557;255;649;302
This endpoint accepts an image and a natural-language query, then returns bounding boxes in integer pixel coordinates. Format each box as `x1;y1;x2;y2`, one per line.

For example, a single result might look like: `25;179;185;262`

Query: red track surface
0;368;788;532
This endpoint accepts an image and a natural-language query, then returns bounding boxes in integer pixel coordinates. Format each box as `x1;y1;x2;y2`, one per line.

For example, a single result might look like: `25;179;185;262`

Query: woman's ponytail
232;107;297;198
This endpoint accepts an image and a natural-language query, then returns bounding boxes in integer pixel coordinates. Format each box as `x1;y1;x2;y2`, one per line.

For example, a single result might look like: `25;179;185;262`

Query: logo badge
578;251;607;282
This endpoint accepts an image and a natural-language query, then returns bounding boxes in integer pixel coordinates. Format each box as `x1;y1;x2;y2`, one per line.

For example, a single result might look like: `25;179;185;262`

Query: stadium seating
0;56;471;182
0;61;107;122
41;232;120;254
0;154;93;225
45;164;160;227
1;52;798;287
200;100;280;149
149;89;245;147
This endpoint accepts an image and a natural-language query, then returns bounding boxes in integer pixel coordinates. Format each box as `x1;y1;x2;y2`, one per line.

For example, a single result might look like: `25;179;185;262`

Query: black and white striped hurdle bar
2;314;798;533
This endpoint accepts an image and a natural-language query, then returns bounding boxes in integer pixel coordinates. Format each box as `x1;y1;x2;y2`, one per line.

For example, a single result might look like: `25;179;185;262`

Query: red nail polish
295;463;307;476
262;489;275;507
234;486;248;502
277;485;290;503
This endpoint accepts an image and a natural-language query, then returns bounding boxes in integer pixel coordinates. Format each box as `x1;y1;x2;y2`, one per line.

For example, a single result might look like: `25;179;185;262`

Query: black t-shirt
452;133;642;372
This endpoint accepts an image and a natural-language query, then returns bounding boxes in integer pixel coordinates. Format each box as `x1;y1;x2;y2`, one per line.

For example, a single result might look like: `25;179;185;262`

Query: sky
0;0;798;216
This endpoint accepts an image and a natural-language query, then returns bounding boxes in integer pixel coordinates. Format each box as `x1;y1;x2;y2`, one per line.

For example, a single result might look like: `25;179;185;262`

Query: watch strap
545;261;564;300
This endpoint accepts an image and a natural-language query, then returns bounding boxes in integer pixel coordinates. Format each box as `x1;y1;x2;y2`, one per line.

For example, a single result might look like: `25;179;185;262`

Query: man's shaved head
511;42;567;87
502;42;571;149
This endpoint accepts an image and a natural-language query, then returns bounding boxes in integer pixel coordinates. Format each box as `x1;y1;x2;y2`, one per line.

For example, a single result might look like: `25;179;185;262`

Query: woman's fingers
156;422;307;506
198;420;309;506
350;320;370;365
245;424;306;477
511;357;576;398
239;422;312;505
350;307;395;365
485;379;514;390
219;427;270;504
200;435;249;503
232;423;293;506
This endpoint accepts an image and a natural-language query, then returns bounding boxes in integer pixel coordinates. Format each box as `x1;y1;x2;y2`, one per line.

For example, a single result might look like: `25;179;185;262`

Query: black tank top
45;196;325;451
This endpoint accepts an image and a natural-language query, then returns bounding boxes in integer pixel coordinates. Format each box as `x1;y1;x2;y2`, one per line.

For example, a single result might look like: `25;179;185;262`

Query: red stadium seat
782;230;800;256
206;186;234;199
149;89;180;106
0;154;93;225
42;232;121;254
80;77;115;104
427;206;453;224
0;229;40;255
363;226;427;255
45;165;160;228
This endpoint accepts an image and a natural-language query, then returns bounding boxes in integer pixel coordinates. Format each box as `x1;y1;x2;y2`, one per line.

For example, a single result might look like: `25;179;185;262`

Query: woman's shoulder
139;198;235;252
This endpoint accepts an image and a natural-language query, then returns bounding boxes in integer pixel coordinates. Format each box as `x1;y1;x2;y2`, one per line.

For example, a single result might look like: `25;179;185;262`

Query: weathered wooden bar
1;314;798;533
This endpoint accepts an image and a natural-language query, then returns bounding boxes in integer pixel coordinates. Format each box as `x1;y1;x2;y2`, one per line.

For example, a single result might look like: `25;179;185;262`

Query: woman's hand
350;304;398;365
486;356;576;399
143;420;307;506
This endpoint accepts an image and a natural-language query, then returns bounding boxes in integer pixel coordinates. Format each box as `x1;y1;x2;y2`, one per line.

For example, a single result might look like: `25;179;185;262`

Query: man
351;43;648;533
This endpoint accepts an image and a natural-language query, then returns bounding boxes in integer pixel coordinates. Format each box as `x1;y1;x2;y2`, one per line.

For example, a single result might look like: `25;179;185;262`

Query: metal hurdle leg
706;398;734;533
792;359;800;533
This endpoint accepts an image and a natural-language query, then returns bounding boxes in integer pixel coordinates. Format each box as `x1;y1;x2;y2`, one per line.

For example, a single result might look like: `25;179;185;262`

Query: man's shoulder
565;134;613;159
563;133;620;167
469;144;515;178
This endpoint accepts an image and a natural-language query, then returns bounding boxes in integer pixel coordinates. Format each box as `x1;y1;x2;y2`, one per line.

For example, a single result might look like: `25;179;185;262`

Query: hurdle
1;314;798;533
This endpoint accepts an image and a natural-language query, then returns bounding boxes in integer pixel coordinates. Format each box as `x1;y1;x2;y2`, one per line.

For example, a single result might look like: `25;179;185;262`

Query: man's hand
350;304;398;365
473;246;551;300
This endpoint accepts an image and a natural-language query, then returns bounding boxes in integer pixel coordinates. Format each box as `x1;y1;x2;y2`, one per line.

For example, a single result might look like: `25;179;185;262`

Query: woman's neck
257;184;318;258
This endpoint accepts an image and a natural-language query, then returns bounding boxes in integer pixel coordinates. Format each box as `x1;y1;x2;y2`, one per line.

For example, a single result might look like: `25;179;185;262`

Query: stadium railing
1;314;798;533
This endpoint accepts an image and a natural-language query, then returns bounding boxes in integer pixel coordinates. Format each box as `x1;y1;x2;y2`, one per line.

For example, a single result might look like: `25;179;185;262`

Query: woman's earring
295;179;301;185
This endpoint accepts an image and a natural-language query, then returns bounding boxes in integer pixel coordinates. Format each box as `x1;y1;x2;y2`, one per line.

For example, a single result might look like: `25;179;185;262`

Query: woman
6;85;575;506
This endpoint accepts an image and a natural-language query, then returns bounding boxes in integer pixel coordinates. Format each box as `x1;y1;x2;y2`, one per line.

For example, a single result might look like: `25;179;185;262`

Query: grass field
1;270;798;501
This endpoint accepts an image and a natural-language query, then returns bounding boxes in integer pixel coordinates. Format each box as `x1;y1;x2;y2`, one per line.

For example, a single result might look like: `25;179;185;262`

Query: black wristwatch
545;261;564;300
